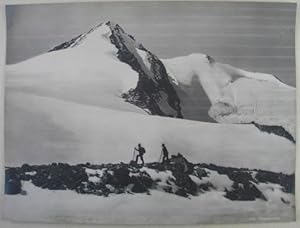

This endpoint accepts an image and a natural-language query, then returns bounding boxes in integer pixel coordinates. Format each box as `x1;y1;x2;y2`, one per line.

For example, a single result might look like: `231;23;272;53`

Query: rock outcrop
5;155;294;202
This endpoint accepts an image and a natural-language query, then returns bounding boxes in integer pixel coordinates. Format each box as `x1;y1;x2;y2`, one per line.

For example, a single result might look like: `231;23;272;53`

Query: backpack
140;147;146;155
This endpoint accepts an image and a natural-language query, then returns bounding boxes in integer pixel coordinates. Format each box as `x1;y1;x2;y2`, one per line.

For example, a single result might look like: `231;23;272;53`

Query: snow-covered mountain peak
105;21;124;34
48;20;143;53
6;21;295;142
48;22;107;51
8;21;184;118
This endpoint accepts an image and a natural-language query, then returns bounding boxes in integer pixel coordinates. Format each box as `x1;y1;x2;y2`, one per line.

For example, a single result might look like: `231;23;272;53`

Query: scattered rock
4;155;294;201
112;165;131;187
199;182;214;192
225;182;266;201
194;167;208;179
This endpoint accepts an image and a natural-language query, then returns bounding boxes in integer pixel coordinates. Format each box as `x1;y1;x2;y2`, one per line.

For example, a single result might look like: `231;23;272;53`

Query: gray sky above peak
6;1;296;86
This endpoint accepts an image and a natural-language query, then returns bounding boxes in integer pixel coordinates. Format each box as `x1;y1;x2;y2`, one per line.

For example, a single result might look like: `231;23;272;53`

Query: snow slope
5;90;295;173
5;22;295;173
163;54;296;139
6;23;144;115
3;181;294;224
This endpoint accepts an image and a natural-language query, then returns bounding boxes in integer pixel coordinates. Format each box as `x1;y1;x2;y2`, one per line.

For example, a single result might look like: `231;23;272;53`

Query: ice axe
158;151;163;163
132;148;137;161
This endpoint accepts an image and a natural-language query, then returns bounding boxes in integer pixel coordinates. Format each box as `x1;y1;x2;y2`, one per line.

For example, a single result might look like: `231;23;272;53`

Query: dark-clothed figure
162;144;169;163
135;143;146;166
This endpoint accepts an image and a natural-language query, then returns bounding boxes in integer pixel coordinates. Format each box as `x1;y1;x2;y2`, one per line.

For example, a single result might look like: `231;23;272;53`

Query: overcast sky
6;1;296;86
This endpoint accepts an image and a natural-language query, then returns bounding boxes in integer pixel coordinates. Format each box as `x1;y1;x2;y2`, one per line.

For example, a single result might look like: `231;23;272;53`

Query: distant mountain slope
45;21;295;142
163;54;296;142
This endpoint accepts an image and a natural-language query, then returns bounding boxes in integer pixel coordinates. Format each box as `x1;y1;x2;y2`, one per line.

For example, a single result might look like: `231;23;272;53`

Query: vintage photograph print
3;1;296;225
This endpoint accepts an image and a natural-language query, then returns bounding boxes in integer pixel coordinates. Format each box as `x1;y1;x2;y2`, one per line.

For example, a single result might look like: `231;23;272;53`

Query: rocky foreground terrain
5;154;294;203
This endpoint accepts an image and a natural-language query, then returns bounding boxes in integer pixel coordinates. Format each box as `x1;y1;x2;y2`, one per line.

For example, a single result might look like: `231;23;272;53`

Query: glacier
163;54;295;141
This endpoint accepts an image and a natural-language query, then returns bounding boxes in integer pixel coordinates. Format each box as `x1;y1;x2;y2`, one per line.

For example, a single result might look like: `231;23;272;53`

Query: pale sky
6;1;296;86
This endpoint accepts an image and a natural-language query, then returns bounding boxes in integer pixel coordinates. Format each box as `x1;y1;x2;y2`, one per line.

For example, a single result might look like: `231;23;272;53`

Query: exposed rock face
48;34;82;52
252;122;295;143
107;22;183;118
48;23;103;52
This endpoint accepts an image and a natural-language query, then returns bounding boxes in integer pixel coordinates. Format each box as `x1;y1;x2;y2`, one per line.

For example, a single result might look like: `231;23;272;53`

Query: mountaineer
161;144;169;163
134;143;146;166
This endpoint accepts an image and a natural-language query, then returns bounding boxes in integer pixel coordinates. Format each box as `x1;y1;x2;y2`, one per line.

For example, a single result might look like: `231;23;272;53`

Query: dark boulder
21;164;32;172
194;167;208;179
131;177;148;193
5;178;22;195
225;182;266;201
169;153;194;175
168;154;197;196
227;171;256;185
199;182;214;192
113;166;131;187
131;172;153;193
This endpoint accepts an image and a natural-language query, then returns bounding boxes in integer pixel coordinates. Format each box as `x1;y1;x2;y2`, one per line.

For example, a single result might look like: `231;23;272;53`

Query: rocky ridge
5;154;294;203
